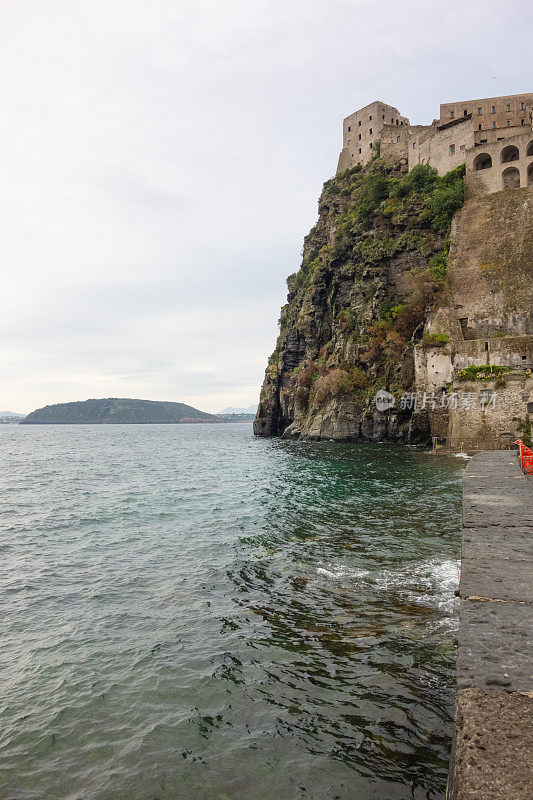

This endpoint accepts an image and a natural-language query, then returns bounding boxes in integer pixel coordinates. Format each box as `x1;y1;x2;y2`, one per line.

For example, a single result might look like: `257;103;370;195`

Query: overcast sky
1;0;531;413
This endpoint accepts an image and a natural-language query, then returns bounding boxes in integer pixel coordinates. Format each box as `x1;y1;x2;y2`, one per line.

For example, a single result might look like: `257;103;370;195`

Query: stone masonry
336;93;533;195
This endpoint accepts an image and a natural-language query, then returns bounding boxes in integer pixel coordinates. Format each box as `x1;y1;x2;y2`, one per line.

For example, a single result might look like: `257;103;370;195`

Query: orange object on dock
514;439;533;474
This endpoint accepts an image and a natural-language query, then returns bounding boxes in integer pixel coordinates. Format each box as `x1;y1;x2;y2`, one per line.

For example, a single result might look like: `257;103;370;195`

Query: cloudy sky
1;0;530;413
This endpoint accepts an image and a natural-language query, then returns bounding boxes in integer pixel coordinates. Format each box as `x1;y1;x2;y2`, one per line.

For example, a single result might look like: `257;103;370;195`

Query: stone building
336;101;409;174
336;92;533;195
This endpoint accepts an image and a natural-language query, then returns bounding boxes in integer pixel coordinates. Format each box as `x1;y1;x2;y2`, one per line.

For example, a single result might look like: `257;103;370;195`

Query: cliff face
254;159;465;441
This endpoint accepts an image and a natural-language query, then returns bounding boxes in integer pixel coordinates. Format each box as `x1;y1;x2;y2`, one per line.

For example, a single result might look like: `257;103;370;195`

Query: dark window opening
507;104;511;112
501;144;519;163
491;105;496;113
478;124;482;130
473;152;492;170
464;109;468;116
478;107;482;115
450;111;455;119
369;128;372;135
502;166;520;189
347;126;351;132
521;102;525;110
397;135;401;142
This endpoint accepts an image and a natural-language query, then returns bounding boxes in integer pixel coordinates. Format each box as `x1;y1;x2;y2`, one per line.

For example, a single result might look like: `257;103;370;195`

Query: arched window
528;162;533;187
473;152;492;171
500;145;519;163
502;167;520;189
526;140;533;157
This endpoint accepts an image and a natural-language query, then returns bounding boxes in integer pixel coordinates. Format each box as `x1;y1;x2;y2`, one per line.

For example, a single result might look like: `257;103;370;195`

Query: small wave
316;565;370;580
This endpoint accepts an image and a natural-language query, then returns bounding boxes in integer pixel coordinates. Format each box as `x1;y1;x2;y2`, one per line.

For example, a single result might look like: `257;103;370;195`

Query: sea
0;423;464;800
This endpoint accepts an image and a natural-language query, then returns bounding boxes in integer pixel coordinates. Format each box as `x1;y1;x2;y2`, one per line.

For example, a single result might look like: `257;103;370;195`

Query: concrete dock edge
447;451;533;800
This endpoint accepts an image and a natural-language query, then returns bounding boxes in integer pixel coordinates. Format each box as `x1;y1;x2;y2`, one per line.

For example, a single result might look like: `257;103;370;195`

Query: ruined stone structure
337;93;533;195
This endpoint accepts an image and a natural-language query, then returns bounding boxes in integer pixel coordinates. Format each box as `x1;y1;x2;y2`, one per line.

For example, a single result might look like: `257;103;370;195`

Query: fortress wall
466;130;533;195
447;375;533;450
446;188;533;337
409;119;474;175
380;123;409;162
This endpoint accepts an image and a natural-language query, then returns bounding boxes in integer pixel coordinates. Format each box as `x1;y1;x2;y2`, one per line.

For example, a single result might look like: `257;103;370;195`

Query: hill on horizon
22;398;222;425
217;404;257;415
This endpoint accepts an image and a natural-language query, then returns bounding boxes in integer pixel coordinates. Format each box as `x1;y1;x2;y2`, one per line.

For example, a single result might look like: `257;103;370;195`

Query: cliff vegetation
255;158;465;441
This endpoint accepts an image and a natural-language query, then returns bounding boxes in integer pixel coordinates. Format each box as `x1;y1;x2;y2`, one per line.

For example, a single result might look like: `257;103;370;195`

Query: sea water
0;423;463;800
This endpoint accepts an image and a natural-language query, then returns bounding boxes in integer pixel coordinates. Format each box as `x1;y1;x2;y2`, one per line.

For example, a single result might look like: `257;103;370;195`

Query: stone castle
337;92;533;194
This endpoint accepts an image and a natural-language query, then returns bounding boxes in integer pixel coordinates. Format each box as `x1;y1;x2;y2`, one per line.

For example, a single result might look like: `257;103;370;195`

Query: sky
1;0;531;414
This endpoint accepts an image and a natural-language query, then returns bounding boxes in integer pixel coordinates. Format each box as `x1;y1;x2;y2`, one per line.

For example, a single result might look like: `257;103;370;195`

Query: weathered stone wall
440;92;533;132
467;130;533;195
336;100;409;172
446;188;533;338
447;375;533;451
409;118;474;176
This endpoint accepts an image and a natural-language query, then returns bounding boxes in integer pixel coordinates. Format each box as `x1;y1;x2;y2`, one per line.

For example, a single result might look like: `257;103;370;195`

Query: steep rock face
254;160;465;441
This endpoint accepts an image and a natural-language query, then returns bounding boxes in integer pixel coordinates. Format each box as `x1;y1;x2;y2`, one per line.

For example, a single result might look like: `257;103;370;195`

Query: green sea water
0;423;463;800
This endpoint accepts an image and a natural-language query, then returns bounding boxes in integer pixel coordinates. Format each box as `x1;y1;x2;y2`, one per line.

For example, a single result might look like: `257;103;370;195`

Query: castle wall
337;100;409;171
466;130;533;195
408;118;474;175
440;93;533;134
447;375;533;450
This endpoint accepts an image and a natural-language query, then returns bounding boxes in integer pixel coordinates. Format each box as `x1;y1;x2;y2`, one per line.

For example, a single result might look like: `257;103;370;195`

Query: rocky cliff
254;158;466;442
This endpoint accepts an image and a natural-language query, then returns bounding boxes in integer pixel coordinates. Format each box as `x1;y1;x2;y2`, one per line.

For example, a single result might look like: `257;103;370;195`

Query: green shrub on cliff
427;164;466;232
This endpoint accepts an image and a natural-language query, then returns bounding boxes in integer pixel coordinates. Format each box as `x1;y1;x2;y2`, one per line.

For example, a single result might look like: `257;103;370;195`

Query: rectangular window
358;120;361;126
521;102;525;110
522;119;525;125
507;119;511;126
463;109;468;116
449;144;455;155
396;135;401;142
369;115;372;121
491;105;496;113
369;142;373;149
478;124;482;130
400;120;403;126
492;121;496;128
358;133;361;140
478;107;482;115
382;114;385;120
506;104;511;112
358;148;361;154
369;128;372;135
347;126;351;132
412;142;415;149
450;110;454;119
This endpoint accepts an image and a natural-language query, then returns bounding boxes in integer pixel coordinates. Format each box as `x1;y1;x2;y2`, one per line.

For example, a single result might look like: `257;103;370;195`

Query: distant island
217;404;257;415
22;398;222;425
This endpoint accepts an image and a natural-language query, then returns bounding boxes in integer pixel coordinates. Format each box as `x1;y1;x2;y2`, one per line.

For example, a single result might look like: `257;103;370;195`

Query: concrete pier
447;451;533;799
